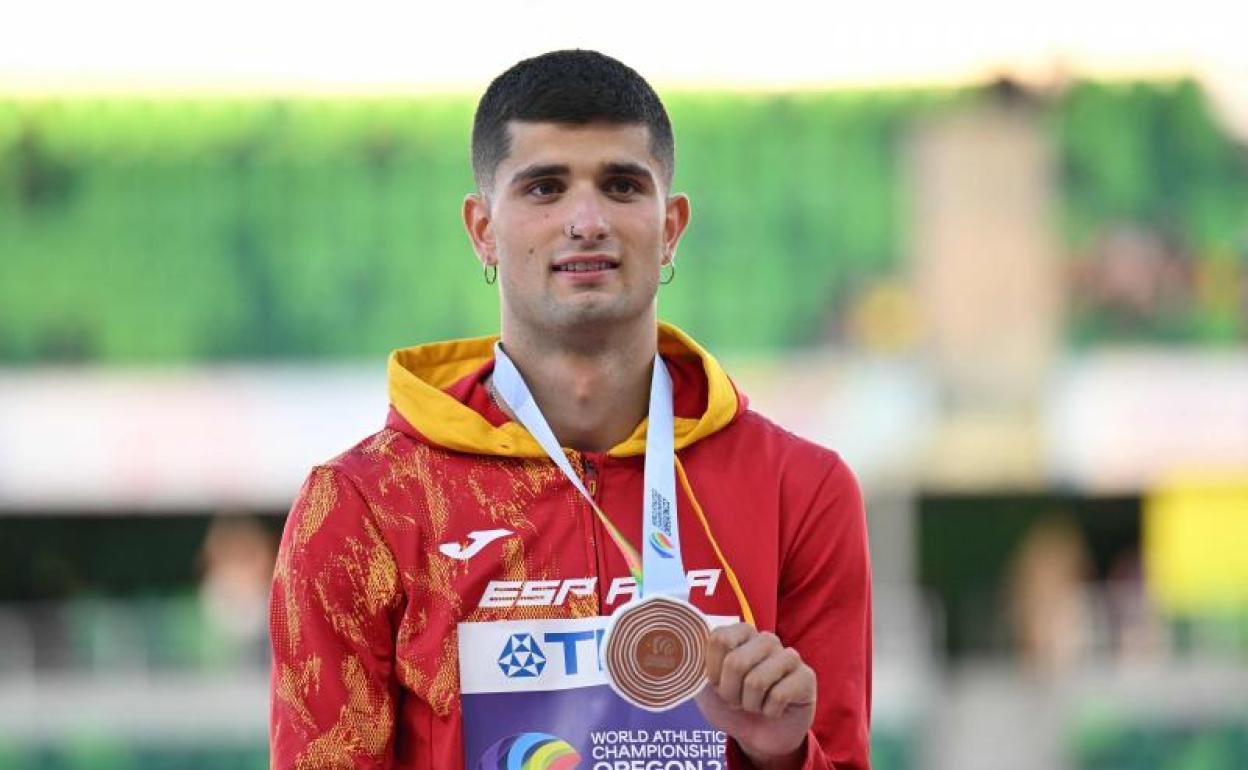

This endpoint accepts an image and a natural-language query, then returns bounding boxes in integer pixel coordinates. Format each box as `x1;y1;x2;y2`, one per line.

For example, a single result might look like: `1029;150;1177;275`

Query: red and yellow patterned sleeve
269;465;404;769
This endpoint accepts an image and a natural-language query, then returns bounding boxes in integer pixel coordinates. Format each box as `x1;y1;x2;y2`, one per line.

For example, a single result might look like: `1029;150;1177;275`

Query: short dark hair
471;49;675;194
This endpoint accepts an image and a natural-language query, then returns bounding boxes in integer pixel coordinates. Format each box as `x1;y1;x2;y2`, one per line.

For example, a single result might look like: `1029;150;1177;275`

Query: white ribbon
491;342;688;600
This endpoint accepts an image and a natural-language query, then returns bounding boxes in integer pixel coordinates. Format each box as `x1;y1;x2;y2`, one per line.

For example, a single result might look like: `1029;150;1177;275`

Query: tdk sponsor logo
498;630;608;679
497;633;546;678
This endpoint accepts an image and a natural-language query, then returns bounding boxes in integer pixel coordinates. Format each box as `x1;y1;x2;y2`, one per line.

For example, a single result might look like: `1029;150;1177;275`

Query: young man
269;50;871;770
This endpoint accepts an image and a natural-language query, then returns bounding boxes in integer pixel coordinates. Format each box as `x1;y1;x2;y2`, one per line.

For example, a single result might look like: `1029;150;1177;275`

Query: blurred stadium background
2;4;1246;769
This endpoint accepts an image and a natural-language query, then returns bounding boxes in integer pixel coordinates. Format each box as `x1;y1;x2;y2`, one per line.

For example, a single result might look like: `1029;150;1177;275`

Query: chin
548;298;650;330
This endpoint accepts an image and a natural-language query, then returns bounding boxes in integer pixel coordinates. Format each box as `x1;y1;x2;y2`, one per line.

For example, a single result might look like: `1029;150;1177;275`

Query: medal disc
602;594;709;712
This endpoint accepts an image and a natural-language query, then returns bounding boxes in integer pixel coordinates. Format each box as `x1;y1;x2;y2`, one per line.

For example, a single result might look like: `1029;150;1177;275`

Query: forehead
500;121;657;174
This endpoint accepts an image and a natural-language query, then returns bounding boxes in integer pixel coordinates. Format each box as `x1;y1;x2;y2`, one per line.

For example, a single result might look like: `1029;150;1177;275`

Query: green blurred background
3;80;1245;364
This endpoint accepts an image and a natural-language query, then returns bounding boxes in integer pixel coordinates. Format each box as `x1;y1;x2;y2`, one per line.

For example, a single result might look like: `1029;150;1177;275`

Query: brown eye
605;178;640;196
528;180;564;198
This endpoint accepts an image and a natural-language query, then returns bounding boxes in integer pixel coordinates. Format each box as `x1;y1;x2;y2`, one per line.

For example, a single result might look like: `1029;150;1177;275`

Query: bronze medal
602;594;709;712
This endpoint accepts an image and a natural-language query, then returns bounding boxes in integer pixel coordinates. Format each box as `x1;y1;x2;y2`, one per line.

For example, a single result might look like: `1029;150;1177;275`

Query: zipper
584;458;598;497
569;446;601;609
570;451;603;613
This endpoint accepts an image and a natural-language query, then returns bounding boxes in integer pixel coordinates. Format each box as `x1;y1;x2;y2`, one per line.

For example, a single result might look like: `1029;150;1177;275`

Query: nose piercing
568;224;579;238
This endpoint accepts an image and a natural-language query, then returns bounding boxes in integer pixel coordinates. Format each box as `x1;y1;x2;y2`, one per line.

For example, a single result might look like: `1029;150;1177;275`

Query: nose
565;191;609;242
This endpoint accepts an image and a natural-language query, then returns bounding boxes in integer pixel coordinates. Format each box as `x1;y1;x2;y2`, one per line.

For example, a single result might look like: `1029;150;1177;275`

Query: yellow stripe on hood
387;322;739;458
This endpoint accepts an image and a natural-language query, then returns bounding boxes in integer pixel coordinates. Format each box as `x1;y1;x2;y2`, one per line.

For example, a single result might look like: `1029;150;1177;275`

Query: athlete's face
463;121;689;336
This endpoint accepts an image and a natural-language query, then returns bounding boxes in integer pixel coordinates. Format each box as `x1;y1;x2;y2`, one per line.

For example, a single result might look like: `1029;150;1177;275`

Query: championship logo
648;531;675;559
475;732;580;770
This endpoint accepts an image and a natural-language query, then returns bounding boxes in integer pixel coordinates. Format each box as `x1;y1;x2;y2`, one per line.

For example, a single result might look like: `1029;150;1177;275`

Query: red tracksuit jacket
269;322;871;769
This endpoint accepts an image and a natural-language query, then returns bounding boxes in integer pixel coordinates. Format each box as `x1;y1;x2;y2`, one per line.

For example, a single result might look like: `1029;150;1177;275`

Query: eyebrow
603;162;654;184
509;163;569;187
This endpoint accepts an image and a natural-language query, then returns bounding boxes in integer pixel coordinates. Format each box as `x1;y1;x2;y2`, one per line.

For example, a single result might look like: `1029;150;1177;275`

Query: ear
463;193;496;266
662;193;691;266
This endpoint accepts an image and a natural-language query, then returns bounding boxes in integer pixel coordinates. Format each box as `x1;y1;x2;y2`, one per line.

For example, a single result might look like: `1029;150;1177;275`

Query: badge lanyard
491;342;689;600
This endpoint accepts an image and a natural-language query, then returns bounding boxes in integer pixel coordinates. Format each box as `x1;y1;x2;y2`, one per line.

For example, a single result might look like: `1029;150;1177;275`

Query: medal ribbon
491;342;689;600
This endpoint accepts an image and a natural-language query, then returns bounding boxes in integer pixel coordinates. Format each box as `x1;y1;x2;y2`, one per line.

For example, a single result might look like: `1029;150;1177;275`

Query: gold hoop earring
660;261;676;285
483;263;497;285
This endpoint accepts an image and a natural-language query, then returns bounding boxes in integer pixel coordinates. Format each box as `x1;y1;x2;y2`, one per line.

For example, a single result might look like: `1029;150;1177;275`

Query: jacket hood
386;322;743;458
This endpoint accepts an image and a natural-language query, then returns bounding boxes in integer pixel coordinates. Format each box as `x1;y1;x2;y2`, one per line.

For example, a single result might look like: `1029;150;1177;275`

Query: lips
553;261;617;272
551;254;620;273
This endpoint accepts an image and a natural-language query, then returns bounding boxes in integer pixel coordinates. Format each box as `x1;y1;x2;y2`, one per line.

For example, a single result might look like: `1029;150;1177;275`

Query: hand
695;623;815;770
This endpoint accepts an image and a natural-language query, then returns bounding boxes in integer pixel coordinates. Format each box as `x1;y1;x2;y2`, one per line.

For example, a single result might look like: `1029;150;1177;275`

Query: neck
496;316;657;454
